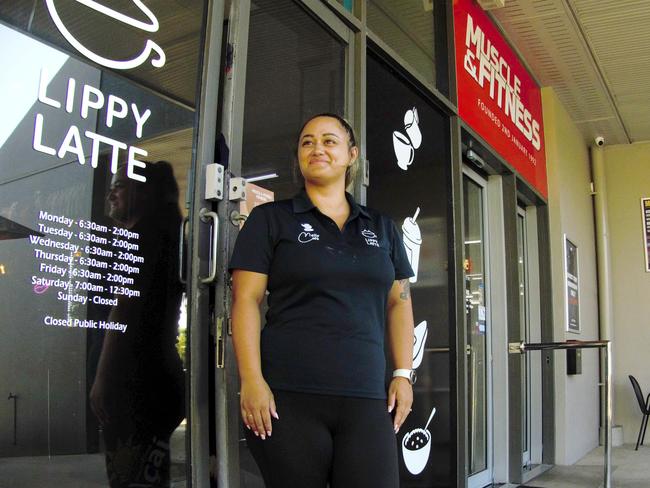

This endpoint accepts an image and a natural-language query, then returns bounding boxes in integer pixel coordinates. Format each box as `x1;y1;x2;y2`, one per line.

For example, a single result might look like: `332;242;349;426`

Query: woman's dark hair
296;113;358;188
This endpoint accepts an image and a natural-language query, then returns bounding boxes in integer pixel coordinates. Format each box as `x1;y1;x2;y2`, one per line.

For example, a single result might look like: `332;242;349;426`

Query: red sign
453;0;547;198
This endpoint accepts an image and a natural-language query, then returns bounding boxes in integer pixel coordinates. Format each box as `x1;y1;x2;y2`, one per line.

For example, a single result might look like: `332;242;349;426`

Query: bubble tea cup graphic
402;407;436;475
402;207;422;283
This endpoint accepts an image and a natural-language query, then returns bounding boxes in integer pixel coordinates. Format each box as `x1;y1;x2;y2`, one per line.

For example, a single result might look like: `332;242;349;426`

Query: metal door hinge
229;177;247;201
205;163;225;200
216;316;225;369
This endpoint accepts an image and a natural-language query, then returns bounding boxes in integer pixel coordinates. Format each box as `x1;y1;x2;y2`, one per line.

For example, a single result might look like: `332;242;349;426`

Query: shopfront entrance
2;1;553;487
0;1;218;486
214;0;458;485
212;0;354;486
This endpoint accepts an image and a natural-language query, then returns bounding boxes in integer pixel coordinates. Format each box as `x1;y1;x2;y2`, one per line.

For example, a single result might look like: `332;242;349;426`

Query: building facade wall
542;87;600;465
603;142;650;444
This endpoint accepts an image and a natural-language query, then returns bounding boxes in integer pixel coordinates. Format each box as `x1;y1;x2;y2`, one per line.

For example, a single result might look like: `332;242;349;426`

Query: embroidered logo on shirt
361;229;379;247
298;223;320;243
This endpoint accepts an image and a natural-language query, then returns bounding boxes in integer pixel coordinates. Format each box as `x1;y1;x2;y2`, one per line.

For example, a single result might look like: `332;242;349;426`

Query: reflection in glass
463;176;487;475
0;10;202;486
90;162;184;487
367;0;437;86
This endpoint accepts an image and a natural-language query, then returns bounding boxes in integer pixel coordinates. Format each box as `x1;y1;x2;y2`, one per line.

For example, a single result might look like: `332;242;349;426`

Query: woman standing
229;114;415;487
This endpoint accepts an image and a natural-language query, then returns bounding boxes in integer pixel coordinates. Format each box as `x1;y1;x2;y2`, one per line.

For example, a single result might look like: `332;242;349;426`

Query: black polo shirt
229;189;413;399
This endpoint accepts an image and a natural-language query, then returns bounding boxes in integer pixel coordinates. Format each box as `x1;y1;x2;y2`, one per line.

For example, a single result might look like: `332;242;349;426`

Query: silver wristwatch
392;368;417;385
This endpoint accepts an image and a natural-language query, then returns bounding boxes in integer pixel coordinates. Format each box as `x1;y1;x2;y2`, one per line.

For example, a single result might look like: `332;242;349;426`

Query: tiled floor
521;444;650;488
1;443;648;487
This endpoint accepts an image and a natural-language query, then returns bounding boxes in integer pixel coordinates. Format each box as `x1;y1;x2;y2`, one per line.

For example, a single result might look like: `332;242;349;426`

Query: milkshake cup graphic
402;407;437;475
402;207;422;283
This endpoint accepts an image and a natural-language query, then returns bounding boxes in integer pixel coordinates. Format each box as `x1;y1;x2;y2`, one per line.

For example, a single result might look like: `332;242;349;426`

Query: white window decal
45;0;166;70
402;207;422;283
412;320;428;369
393;107;422;170
402;407;436;475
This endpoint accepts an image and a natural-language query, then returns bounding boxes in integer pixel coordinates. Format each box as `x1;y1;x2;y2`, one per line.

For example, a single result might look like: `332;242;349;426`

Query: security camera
466;148;486;168
595;136;605;147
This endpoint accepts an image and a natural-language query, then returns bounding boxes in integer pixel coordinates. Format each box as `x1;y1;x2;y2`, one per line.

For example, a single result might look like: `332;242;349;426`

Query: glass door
517;208;532;467
463;170;492;488
215;1;353;485
517;206;543;470
0;2;212;487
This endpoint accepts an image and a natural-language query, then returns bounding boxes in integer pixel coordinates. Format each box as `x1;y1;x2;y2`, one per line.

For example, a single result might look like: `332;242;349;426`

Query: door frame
187;0;227;486
517;206;532;468
212;1;357;486
518;205;544;469
462;166;494;488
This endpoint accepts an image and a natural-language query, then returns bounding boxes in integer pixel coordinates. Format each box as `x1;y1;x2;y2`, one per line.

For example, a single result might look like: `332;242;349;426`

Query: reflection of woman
90;161;185;488
229;114;416;487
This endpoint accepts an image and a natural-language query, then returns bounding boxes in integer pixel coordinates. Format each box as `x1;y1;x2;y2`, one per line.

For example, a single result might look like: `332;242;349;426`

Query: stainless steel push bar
509;340;612;488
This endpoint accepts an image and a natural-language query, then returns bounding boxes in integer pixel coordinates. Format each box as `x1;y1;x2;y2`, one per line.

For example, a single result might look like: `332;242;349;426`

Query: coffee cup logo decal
402;207;422;283
45;0;166;70
402;406;436;475
413;320;428;369
393;107;422;170
404;108;422;149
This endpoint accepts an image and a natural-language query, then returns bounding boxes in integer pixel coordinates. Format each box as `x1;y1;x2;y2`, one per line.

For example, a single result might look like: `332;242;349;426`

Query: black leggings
245;390;399;488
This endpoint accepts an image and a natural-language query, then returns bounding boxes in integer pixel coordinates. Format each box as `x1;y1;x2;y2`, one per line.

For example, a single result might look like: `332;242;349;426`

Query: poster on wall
642;198;650;272
564;236;580;333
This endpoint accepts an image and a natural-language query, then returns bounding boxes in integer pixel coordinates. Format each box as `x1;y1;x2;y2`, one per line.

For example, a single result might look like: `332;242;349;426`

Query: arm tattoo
399;279;410;301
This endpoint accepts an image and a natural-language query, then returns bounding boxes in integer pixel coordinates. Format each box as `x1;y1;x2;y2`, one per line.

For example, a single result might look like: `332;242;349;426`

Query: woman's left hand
387;377;413;433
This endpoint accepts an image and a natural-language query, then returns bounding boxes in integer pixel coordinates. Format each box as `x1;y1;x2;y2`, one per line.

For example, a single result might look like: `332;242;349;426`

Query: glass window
463;176;488;476
367;0;449;95
237;1;346;484
366;52;452;485
333;0;354;13
0;0;203;105
0;1;206;485
241;0;346;201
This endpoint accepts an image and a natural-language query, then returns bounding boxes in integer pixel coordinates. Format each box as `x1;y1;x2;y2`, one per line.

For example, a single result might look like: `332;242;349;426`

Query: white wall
603;142;650;445
542;87;601;465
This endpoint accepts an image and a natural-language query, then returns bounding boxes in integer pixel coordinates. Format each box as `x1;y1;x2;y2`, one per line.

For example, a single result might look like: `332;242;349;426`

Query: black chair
629;375;650;450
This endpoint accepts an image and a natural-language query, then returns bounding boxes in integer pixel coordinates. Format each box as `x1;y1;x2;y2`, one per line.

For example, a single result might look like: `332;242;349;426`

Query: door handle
199;208;219;284
178;217;189;284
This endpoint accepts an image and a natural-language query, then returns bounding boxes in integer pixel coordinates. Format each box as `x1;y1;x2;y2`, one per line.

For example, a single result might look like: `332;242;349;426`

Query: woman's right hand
240;377;279;440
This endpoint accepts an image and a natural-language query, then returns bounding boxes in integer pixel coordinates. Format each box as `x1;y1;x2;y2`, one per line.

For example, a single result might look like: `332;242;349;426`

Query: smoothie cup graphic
402;407;436;475
402;207;422;283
